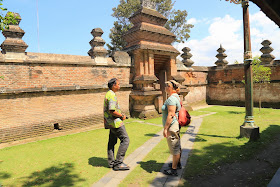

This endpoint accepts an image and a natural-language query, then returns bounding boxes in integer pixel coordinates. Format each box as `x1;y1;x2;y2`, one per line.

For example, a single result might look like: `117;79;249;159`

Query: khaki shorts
167;121;181;155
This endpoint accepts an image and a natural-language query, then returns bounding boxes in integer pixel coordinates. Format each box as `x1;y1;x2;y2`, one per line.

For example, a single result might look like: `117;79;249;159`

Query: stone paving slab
150;117;203;187
268;167;280;187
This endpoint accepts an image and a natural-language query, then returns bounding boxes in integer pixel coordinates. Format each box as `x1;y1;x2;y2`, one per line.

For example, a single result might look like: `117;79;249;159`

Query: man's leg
114;125;130;167
107;129;117;168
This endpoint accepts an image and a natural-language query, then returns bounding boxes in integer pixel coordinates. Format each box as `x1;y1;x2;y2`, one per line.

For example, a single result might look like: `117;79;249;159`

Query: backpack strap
172;94;181;121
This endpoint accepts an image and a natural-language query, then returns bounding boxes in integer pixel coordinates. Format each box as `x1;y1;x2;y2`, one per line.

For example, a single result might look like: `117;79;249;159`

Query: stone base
131;109;161;119
240;125;260;141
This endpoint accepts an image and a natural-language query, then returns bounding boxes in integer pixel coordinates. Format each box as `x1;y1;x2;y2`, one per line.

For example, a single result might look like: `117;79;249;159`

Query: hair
108;78;117;89
169;80;181;94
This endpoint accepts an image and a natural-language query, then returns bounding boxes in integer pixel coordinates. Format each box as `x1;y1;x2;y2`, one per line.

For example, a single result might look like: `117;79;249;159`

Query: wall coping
0;52;131;67
0;84;133;95
208;62;280;71
178;66;209;72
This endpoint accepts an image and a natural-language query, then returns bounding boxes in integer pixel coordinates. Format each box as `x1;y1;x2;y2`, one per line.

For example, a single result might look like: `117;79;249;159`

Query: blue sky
2;0;280;66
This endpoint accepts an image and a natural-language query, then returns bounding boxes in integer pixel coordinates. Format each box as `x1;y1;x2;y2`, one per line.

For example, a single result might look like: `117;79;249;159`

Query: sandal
163;168;178;176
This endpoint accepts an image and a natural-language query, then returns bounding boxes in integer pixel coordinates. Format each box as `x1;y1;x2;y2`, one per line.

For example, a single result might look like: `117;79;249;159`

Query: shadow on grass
195;135;207;142
227;111;245;114
21;163;85;187
0;162;11;183
137;160;164;173
144;133;160;137
182;124;280;187
88;157;108;168
0;172;11;179
197;133;237;139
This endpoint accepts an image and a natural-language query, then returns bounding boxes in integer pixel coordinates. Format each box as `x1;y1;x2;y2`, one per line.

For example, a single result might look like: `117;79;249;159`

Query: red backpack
175;96;191;126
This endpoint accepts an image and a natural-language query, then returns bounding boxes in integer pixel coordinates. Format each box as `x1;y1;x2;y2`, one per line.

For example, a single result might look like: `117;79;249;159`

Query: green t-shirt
103;90;124;129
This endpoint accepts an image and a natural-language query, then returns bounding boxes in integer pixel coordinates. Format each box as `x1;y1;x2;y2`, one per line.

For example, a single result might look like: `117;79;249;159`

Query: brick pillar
130;49;161;119
144;50;149;75
148;52;154;75
166;56;177;80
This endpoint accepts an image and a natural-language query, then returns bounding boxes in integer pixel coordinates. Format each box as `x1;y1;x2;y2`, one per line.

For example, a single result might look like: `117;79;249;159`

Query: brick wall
178;66;208;107
207;64;280;108
0;52;132;143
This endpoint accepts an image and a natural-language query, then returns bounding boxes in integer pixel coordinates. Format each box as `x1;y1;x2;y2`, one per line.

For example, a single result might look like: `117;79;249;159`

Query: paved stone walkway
92;112;216;187
268;167;280;187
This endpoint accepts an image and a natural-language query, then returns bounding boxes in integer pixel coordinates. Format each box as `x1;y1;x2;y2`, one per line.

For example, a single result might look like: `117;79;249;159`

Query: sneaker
113;163;130;171
168;162;182;169
108;165;114;168
163;168;178;176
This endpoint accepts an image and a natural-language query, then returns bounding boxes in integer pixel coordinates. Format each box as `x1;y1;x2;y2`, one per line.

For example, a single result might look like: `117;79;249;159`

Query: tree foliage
0;0;18;31
243;56;272;111
107;0;193;53
251;56;271;84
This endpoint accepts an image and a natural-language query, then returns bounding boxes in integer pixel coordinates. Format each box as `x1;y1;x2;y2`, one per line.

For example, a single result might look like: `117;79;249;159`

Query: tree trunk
259;83;262;112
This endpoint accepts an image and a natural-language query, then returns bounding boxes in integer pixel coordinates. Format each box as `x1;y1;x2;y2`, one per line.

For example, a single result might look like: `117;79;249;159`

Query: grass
181;106;280;186
144;117;162;125
1;106;279;186
189;110;212;117
0;119;162;186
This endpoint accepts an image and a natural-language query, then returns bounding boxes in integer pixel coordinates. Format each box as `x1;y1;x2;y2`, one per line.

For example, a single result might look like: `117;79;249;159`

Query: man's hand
122;114;126;121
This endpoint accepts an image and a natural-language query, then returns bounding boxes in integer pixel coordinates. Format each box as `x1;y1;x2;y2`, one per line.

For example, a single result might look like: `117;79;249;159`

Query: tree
0;0;18;31
107;0;193;53
252;56;271;111
243;56;272;111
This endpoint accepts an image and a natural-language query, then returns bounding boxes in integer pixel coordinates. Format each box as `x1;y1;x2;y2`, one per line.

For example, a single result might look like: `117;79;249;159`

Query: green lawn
0;119;161;186
181;106;280;186
119;106;280;186
1;106;279;186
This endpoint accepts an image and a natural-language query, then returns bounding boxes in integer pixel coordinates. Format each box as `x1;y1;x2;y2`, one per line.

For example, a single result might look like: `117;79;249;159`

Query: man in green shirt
104;78;130;171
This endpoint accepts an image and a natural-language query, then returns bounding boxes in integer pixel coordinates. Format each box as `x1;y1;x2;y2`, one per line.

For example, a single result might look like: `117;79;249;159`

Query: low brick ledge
0;114;104;144
0;84;133;94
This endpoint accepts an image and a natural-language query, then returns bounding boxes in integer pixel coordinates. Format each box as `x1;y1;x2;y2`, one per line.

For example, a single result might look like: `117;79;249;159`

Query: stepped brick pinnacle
181;47;194;67
260;39;275;64
88;28;108;60
1;12;28;53
215;44;228;67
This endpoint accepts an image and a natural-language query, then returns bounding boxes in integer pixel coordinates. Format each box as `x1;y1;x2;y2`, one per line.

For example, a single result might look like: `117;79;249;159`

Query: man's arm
109;110;126;121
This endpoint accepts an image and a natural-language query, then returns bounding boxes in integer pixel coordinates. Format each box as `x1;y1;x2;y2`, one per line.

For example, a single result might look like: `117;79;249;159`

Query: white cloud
175;12;280;66
250;11;280;59
187;18;197;25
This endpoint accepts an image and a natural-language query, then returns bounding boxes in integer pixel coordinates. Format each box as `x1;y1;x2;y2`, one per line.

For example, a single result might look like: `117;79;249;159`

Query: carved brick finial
215;44;228;67
141;0;156;9
1;12;28;54
260;40;275;65
181;47;194;67
88;28;108;63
